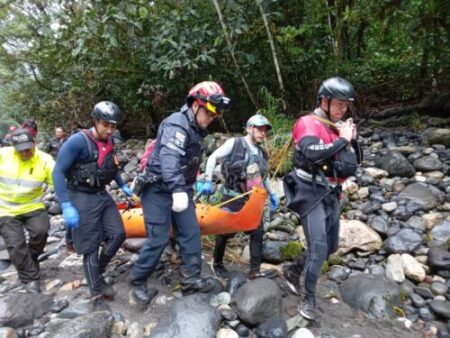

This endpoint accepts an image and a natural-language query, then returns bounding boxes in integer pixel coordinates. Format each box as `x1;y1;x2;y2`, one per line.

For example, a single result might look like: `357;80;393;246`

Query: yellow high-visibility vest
0;147;54;216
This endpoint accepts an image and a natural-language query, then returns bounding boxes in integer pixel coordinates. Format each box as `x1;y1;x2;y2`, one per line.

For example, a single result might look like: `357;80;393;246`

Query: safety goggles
203;94;231;116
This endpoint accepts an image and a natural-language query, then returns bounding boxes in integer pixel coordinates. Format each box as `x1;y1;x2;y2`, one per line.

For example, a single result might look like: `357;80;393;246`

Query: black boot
213;262;228;278
299;292;316;321
99;277;115;300
181;277;216;296
130;282;158;306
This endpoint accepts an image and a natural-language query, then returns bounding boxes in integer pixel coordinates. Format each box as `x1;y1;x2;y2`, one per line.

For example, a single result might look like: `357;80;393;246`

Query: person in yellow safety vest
0;128;55;293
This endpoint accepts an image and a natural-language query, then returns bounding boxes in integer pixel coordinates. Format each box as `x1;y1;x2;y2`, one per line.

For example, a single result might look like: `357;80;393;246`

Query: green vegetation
0;0;447;136
279;241;304;260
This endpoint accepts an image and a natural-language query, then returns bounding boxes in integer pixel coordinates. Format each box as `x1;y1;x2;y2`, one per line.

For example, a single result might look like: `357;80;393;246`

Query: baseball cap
11;128;35;151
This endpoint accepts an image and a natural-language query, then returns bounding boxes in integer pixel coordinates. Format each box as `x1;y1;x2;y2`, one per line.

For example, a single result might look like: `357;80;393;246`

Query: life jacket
292;114;359;182
67;130;119;192
222;137;269;195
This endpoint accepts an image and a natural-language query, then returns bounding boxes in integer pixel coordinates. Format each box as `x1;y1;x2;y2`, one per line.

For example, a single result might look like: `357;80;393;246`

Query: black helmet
91;101;122;124
317;77;355;102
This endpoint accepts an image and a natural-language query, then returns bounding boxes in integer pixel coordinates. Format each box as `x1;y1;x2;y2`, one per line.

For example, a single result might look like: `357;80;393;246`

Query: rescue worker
198;114;279;278
0;128;55;293
46;127;67;158
283;77;361;321
129;81;230;306
53;101;132;300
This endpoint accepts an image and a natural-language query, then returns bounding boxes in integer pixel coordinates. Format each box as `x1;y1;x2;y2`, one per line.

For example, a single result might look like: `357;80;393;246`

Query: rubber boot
181;276;216;296
130;281;158;307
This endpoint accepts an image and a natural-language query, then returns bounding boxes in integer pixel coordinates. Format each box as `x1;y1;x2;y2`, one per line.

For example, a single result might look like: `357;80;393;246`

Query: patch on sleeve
173;131;186;148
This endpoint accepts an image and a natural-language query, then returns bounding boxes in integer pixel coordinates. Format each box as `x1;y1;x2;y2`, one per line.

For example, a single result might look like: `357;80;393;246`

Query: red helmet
186;81;230;116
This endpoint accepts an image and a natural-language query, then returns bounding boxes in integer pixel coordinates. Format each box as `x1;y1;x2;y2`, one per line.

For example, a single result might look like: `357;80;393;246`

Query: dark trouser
214;222;264;273
69;190;126;295
213;200;270;272
301;193;340;295
129;183;202;285
0;209;49;283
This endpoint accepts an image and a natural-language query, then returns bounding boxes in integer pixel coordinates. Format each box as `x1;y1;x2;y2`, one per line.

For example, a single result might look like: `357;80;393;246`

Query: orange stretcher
119;187;267;238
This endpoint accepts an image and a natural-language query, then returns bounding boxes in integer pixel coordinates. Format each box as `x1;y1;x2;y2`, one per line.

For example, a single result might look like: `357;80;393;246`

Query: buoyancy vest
0;147;54;216
67;130;119;192
292;114;359;182
222;137;269;194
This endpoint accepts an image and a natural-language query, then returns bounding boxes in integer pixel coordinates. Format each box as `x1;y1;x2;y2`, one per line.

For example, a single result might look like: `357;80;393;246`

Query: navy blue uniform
53;129;126;296
130;105;207;285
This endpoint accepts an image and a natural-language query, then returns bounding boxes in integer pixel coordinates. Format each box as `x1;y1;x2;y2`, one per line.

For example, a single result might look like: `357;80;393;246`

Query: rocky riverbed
0;118;449;338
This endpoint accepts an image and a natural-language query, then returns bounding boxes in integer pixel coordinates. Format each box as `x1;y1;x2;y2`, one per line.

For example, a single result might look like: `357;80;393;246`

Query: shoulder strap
80;130;98;162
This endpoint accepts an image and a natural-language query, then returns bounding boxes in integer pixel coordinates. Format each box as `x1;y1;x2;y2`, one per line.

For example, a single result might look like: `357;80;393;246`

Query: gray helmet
91;101;122;124
317;77;355;102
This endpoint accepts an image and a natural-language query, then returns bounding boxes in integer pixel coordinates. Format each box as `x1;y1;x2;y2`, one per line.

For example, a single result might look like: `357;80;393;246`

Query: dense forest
0;0;448;136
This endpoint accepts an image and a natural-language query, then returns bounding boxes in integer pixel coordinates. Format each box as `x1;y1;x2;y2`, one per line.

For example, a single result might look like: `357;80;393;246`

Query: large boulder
0;294;54;328
422;128;450;148
150;294;220;338
40;311;113;338
340;274;401;319
337;220;383;255
232;278;282;325
374;151;416;177
398;183;439;211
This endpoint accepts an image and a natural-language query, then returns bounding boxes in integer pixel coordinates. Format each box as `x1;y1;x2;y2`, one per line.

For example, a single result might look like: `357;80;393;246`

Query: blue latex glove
269;192;279;212
198;180;214;196
61;202;80;229
121;184;133;197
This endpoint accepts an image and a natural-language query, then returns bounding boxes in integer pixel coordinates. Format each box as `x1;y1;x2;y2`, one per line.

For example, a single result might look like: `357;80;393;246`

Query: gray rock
368;216;389;236
262;240;288;264
431;282;448;296
414;156;443;171
40;311;113;338
328;265;350;283
339;274;400;319
255;315;288;338
414;285;434;299
418;307;434;321
399;279;416;296
233;278;282;325
0;293;54;328
150;294;220;338
226;271;247;297
430;220;450;244
384;228;422;253
369;265;385;276
429;300;450;319
398;183;439;211
410;293;426;308
375;151;416;177
427;247;450;270
47;203;62;215
57;299;94;319
422;128;450;148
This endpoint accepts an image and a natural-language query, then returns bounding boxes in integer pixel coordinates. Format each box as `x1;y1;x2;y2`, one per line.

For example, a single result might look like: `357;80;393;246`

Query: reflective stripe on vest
0;147;54;216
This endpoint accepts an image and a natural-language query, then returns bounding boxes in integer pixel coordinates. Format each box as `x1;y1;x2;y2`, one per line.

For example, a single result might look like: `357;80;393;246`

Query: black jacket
146;105;207;192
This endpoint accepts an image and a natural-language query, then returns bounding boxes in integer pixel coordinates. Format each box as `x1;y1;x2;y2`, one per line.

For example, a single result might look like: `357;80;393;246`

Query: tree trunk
255;0;286;110
211;0;260;108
